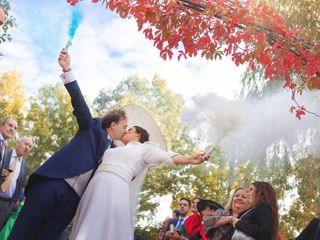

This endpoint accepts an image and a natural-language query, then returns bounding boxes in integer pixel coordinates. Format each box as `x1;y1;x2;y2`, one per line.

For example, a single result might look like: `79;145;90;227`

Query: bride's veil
116;104;168;229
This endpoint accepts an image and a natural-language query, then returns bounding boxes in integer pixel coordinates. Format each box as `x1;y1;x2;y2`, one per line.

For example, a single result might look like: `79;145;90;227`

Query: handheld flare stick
204;145;216;159
64;40;72;51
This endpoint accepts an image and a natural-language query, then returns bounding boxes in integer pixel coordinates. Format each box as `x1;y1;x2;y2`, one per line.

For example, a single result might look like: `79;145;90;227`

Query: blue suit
9;81;111;240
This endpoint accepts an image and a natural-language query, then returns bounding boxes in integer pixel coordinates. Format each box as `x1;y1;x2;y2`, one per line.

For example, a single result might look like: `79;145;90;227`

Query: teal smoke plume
68;7;83;40
65;6;83;50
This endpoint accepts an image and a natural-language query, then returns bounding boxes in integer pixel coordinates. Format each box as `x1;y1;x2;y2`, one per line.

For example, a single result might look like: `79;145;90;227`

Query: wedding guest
231;181;279;240
203;186;249;240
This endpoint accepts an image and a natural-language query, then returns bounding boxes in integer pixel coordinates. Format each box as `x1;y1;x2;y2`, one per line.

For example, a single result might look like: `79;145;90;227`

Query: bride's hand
189;153;207;164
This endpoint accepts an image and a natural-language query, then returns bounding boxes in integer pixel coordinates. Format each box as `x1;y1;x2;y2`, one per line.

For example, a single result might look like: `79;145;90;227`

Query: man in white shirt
0;137;33;228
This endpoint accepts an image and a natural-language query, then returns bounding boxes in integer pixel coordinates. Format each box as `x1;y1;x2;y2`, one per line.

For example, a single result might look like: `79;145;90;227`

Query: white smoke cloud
184;90;320;163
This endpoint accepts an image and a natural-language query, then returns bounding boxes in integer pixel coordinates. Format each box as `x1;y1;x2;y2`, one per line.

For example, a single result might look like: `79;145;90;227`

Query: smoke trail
68;6;83;40
183;91;320;164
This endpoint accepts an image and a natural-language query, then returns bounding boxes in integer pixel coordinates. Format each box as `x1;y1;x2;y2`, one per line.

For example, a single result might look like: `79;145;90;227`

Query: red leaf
289;106;296;113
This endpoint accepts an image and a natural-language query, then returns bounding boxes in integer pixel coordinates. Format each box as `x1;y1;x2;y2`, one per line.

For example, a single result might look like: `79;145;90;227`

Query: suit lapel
3;150;12;169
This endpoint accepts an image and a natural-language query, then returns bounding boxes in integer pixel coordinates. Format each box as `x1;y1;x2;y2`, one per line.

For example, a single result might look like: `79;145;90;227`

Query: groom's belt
96;163;132;183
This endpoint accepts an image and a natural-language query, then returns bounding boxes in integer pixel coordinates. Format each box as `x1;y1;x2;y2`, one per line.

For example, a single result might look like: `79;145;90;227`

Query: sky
1;0;245;103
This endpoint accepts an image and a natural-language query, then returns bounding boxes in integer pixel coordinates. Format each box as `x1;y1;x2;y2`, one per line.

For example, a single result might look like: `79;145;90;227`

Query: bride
70;126;207;240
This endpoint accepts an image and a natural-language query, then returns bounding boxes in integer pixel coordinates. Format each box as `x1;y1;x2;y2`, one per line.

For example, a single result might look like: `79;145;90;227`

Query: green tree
281;156;320;237
23;83;78;171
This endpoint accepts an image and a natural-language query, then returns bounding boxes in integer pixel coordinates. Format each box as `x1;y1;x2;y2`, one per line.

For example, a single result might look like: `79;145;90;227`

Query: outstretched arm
172;153;207;165
58;49;93;129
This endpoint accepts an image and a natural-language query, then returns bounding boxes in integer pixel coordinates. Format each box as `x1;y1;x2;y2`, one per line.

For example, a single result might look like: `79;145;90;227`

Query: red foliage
67;0;320;118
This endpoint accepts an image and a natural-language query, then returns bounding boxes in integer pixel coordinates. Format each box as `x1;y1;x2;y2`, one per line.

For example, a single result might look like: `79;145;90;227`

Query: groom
9;49;128;240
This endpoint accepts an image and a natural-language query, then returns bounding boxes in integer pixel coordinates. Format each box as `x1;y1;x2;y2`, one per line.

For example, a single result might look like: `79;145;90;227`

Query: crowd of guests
155;182;320;240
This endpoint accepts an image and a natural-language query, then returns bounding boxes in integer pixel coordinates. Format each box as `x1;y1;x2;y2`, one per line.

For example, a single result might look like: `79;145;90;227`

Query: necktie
1;156;19;192
176;218;183;229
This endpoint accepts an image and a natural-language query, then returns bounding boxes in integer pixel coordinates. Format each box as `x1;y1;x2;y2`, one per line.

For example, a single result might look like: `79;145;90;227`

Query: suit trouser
8;178;80;240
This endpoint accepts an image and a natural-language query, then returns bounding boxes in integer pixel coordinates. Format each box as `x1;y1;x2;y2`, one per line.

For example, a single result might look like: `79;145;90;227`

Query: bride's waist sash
96;162;132;183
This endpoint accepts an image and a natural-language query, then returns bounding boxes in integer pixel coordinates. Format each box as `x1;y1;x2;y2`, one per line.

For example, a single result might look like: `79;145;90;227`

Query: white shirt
0;149;22;198
60;71;75;84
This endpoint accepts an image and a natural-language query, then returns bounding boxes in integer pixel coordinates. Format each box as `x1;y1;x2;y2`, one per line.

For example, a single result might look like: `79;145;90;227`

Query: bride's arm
172;153;207;165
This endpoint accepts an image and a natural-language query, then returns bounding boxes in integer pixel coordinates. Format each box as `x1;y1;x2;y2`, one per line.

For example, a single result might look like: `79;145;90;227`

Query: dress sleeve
142;142;176;166
203;209;225;233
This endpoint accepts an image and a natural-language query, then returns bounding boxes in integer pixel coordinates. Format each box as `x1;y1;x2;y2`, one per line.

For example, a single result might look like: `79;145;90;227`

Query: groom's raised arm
58;49;93;129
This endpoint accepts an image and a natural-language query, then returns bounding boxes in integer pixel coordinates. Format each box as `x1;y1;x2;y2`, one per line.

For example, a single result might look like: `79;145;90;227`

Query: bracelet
62;68;71;72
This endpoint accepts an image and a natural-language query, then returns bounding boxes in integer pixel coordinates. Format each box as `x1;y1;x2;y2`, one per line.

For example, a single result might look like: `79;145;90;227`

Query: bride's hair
134;126;149;143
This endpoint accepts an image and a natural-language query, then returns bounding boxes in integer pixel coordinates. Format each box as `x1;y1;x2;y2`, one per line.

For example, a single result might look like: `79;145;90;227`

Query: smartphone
205;145;216;158
169;224;174;232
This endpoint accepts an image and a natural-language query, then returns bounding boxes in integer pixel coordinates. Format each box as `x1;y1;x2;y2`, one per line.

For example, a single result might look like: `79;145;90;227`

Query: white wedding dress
70;141;175;240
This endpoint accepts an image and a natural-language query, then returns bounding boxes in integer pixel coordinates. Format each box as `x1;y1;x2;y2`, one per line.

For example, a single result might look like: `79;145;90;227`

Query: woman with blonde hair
203;186;249;240
231;181;279;240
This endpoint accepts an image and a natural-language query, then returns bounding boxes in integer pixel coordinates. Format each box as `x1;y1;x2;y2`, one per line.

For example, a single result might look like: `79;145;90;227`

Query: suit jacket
0;141;9;175
2;150;29;203
0;147;9;184
28;80;111;190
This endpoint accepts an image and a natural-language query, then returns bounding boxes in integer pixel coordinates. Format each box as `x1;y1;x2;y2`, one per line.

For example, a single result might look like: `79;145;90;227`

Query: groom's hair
101;109;127;129
134;126;149;143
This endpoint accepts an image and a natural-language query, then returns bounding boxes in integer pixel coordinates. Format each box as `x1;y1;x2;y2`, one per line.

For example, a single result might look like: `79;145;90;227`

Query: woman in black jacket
231;181;279;240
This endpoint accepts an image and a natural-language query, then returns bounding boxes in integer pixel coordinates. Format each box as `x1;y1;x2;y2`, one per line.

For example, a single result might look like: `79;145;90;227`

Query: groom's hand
58;49;71;72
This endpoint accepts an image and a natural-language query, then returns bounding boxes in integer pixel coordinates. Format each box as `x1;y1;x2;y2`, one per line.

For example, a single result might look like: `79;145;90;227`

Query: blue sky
1;0;244;102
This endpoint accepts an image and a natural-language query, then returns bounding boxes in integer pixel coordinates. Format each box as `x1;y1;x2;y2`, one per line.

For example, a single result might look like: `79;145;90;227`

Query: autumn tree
68;0;320;98
0;70;25;123
240;0;320;100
